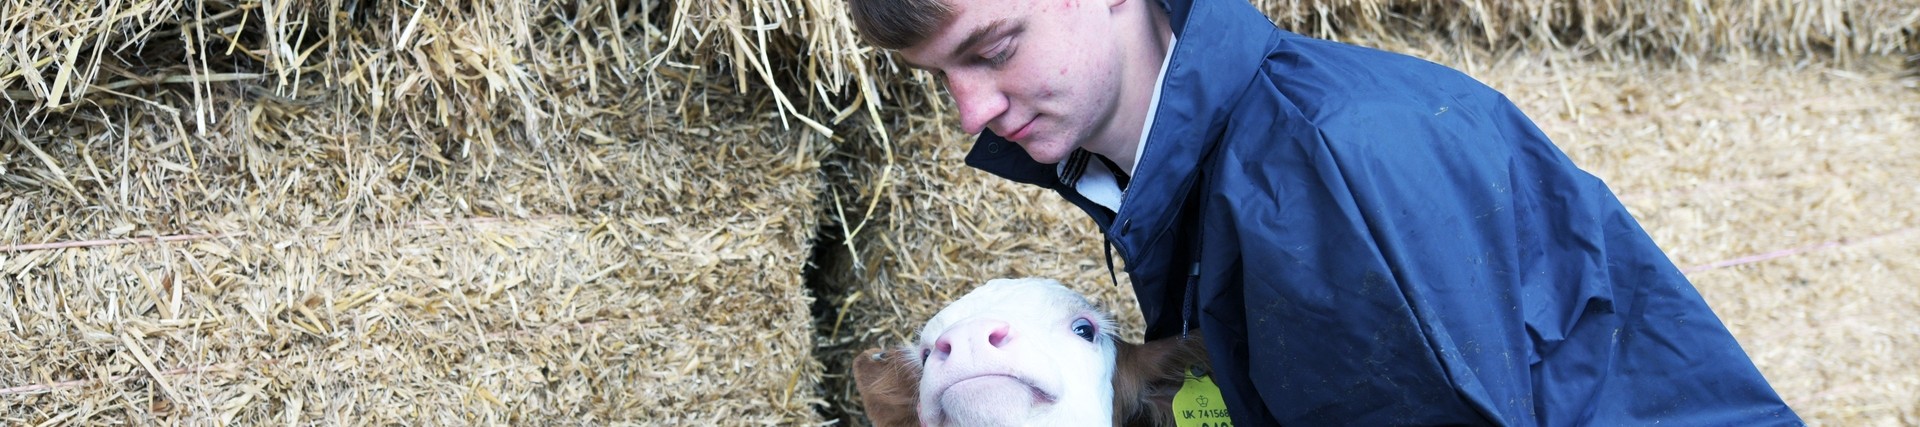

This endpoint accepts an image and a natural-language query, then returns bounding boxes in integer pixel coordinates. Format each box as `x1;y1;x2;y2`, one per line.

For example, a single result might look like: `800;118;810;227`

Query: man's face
898;0;1128;164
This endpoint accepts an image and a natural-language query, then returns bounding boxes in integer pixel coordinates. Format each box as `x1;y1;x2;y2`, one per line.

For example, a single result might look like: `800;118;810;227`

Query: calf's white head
854;277;1211;427
870;277;1117;426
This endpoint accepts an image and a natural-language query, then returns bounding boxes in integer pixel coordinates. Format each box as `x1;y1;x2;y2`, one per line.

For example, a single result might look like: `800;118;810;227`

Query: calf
854;278;1210;426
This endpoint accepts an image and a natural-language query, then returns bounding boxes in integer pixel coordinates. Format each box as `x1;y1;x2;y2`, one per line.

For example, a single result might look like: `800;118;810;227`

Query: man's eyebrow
892;19;1017;72
950;18;1012;62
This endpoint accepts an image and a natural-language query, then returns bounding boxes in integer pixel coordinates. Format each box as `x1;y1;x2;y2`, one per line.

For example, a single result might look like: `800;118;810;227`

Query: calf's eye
1071;318;1097;342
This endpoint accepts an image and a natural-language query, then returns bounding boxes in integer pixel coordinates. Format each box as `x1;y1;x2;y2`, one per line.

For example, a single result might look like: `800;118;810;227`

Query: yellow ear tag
1172;368;1233;427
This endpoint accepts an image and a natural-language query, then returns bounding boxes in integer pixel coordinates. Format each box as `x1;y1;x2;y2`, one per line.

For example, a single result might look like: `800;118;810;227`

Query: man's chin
1020;141;1075;165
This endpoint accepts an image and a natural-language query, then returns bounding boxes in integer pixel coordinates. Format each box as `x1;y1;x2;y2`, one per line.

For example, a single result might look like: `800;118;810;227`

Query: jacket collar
964;134;1057;186
1111;0;1272;256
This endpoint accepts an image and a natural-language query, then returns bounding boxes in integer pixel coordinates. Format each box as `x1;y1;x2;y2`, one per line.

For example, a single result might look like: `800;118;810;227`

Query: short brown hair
847;0;954;50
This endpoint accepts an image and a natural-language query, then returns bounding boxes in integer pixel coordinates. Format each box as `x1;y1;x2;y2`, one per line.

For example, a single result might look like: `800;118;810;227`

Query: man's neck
1081;0;1173;175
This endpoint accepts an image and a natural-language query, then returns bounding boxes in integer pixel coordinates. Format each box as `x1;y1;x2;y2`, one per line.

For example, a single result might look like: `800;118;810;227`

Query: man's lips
1003;118;1036;142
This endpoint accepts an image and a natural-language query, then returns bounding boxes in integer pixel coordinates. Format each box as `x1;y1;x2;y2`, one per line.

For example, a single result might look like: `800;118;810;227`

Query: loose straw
0;232;245;253
0;360;278;397
0;316;638;397
0;215;572;253
1684;227;1917;273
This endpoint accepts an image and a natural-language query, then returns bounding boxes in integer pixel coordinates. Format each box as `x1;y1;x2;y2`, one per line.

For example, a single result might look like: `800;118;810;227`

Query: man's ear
854;348;922;427
1111;334;1210;427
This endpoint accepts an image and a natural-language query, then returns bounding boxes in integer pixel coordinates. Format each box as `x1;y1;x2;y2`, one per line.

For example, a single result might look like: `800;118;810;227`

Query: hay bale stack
7;0;1917;425
3;0;829;424
2;208;824;424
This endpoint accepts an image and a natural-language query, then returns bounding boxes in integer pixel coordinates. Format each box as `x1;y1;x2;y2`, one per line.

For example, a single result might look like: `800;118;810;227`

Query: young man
848;0;1802;424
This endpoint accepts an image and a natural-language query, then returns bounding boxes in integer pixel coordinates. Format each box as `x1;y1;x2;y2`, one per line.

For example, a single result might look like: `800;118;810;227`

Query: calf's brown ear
1112;334;1211;427
854;348;922;427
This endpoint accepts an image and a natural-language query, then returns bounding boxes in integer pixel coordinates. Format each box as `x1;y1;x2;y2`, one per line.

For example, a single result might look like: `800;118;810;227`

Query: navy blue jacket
966;0;1801;424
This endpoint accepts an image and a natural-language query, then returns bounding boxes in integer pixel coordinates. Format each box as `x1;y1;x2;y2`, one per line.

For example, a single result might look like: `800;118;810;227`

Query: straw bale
1250;0;1920;65
2;90;831;424
1;215;815;424
0;0;879;140
3;0;835;424
1;86;831;423
7;0;1912;142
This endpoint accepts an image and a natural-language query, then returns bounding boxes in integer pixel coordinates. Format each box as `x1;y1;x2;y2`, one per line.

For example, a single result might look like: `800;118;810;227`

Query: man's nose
931;319;1013;362
945;73;1006;135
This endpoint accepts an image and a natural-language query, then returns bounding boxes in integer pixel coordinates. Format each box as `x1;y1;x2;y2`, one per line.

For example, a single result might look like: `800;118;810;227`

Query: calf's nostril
934;319;1016;359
